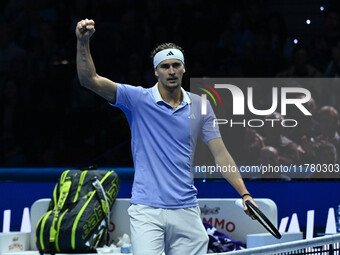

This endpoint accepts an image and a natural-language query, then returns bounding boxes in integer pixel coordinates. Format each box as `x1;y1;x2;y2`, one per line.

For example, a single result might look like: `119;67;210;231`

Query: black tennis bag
36;169;120;254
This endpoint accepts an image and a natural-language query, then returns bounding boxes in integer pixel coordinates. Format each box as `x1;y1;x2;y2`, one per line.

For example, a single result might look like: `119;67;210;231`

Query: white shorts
128;204;209;255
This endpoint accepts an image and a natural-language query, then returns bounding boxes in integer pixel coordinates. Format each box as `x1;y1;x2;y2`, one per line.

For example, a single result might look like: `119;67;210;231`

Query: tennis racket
245;200;282;239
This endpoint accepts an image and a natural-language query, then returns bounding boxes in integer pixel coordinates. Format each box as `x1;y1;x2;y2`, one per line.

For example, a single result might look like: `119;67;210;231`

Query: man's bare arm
76;19;117;103
207;137;257;218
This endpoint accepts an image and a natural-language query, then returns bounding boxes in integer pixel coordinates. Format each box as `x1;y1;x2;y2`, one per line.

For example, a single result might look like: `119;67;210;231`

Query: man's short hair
150;43;184;64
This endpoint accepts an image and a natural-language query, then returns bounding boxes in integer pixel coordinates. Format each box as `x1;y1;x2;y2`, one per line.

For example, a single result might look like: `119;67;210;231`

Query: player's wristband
242;193;252;199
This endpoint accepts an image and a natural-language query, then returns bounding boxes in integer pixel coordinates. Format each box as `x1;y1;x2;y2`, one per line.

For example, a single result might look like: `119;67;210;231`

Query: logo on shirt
189;113;196;119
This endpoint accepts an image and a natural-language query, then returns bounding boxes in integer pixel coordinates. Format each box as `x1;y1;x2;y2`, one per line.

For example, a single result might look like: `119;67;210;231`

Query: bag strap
49;176;72;252
92;176;111;245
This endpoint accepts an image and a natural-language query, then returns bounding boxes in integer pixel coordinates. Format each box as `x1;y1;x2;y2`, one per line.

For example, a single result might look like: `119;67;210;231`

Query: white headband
153;48;184;68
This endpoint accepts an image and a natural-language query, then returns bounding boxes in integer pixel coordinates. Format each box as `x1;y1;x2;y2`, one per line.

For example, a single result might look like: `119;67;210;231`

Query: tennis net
223;233;340;255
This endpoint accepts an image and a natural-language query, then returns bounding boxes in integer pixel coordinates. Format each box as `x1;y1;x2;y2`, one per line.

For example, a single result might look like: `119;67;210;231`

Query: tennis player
76;18;257;255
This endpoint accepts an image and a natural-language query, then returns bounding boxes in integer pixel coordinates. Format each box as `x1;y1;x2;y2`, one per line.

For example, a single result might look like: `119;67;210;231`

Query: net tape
223;233;340;255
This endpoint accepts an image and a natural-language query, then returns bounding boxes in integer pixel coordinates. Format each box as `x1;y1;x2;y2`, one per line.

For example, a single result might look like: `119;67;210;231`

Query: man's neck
158;82;183;109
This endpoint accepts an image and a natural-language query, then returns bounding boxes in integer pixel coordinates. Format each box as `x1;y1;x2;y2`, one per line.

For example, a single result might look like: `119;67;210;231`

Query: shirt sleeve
200;100;221;144
109;83;143;111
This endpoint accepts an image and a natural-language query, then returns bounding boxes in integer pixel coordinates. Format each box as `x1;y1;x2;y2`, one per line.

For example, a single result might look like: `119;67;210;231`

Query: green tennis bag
36;169;120;254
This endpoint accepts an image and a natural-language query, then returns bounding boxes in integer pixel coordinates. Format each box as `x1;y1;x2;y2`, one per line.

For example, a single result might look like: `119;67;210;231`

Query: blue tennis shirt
111;83;220;208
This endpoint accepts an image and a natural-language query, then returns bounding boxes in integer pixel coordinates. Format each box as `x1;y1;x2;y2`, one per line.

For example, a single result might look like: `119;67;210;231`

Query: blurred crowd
241;105;340;179
1;0;340;170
